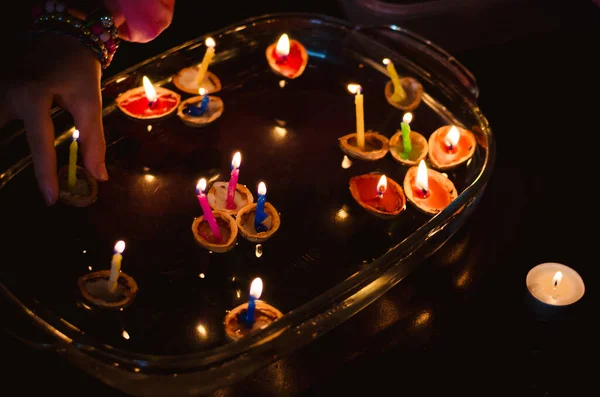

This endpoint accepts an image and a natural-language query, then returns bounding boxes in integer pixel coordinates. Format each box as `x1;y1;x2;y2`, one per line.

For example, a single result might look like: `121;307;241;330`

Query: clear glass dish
0;13;494;396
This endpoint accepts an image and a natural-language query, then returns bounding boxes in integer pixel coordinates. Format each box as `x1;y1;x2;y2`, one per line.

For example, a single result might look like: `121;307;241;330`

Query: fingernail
45;188;56;206
96;163;109;181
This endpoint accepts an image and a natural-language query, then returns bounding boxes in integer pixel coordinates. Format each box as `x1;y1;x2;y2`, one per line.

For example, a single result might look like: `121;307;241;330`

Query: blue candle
245;277;263;327
184;88;210;116
254;181;268;232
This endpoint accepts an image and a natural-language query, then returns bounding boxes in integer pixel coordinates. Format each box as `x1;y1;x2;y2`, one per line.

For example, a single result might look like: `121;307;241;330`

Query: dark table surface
3;1;597;396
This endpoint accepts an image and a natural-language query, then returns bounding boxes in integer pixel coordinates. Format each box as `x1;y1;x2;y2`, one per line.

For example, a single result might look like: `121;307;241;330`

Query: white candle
526;262;585;306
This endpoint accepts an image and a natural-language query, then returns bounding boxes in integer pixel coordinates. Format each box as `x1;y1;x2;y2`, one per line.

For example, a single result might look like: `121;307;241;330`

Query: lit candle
195;37;216;86
108;240;126;293
400;112;413;159
415;159;429;197
142;75;158;106
444;125;460;153
275;33;290;62
245;277;263;327
254;181;267;232
184;88;210;117
526;262;585;307
196;178;222;243
382;58;406;102
67;129;79;189
377;174;387;199
347;84;365;151
226;152;241;210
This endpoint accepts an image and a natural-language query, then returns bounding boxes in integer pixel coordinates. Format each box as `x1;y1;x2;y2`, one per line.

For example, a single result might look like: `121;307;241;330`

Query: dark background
3;1;597;396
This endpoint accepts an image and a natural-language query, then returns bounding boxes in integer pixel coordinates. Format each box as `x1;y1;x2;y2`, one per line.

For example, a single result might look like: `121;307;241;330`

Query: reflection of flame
553;271;563;288
232;152;241;169
279;80;286;88
276;34;290;57
377;175;387;197
122;330;130;340
196;324;208;338
250;277;263;299
197;178;207;193
445;126;460;148
255;244;263;258
341;155;352;169
73;129;79;140
258;181;267;196
114;240;126;254
347;84;361;94
416;160;429;192
142;76;157;103
402;112;413;124
144;174;156;182
456;270;471;288
205;37;216;48
335;205;350;222
273;126;287;139
414;310;432;327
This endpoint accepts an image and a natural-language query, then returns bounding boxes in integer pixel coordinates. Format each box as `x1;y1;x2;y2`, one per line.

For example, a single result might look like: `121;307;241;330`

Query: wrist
31;1;120;70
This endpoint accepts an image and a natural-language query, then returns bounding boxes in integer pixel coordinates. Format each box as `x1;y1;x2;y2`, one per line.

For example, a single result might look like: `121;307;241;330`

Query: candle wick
447;143;453;151
422;188;428;196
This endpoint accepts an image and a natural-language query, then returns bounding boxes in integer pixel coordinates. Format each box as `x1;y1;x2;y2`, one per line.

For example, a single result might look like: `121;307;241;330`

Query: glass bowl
0;13;494;396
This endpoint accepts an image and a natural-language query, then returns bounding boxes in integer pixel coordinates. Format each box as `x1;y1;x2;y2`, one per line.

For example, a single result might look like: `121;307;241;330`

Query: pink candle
196;178;222;242
226;152;241;210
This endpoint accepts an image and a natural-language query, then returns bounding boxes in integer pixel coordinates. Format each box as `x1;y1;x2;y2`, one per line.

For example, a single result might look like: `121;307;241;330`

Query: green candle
400;113;413;159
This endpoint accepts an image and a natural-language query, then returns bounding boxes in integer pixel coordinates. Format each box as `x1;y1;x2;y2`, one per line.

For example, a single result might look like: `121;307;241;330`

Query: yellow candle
108;240;126;293
195;37;216;86
348;84;365;150
383;58;406;102
67;129;79;189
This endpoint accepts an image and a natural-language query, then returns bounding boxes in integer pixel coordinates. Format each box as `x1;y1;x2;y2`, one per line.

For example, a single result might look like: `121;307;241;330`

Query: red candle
196;178;222;243
355;175;401;213
428;125;476;170
266;34;309;79
117;76;180;119
404;160;457;214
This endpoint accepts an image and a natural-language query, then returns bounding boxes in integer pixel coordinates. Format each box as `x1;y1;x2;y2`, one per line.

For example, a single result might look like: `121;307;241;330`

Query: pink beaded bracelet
31;1;120;70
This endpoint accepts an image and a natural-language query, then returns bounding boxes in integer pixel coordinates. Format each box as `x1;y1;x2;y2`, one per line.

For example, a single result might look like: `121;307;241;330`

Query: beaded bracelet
31;1;120;70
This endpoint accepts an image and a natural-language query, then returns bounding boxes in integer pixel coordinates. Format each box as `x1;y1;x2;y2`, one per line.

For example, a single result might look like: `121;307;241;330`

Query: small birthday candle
254;181;268;232
400;112;413;159
67;129;79;189
383;58;406;102
108;240;126;293
195;37;216;86
226;152;241;210
196;178;222;242
245;277;263;327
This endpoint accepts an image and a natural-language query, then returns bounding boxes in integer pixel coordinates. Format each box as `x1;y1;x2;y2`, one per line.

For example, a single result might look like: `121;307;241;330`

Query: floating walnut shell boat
177;95;224;127
191;210;238;253
349;173;406;219
389;129;429;166
265;38;309;79
78;270;138;309
207;181;254;216
224;300;284;341
427;125;477;170
384;77;423;111
57;165;98;207
116;86;180;121
338;131;389;161
403;165;458;215
236;202;281;243
172;67;222;95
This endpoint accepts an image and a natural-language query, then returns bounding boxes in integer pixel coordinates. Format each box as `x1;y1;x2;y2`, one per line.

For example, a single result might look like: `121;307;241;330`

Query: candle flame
196;324;208;338
196;178;207;194
258;181;267;196
250;277;263;300
205;37;216;48
73;129;79;140
553;271;563;288
347;84;362;95
231;152;241;169
402;112;413;124
416;160;429;192
114;240;126;254
377;175;387;197
276;33;290;57
445;126;460;148
142;76;157;103
199;88;206;96
382;58;391;66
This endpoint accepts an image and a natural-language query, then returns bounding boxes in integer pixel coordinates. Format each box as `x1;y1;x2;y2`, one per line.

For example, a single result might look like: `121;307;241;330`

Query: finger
22;97;58;206
61;81;108;181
